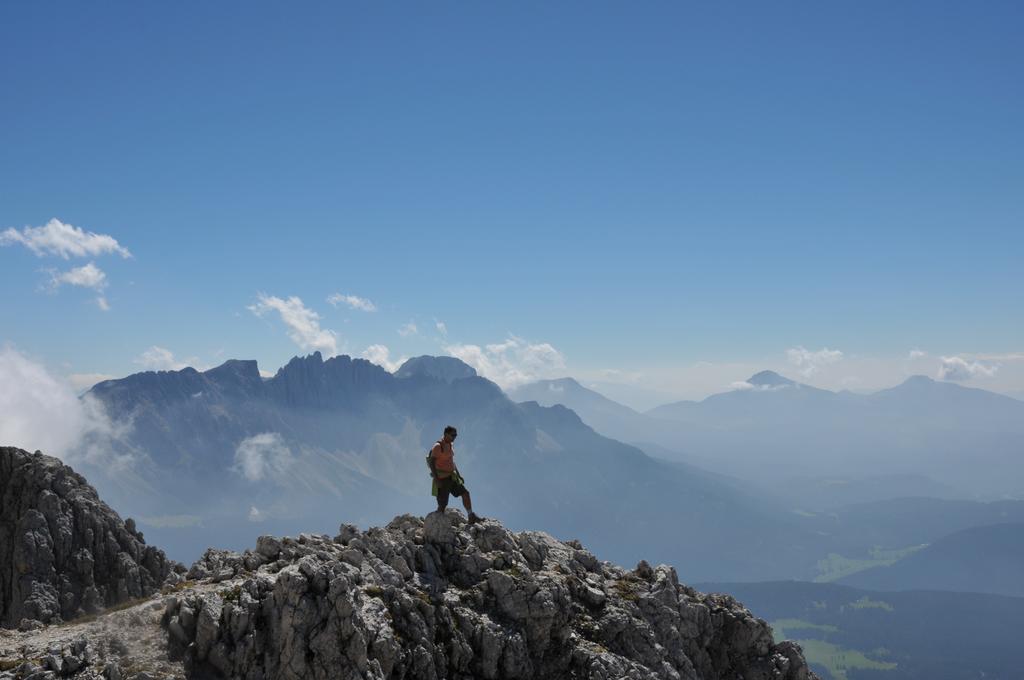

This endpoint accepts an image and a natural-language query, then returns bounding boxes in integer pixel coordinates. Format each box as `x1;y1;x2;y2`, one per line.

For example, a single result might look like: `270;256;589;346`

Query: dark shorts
436;476;467;505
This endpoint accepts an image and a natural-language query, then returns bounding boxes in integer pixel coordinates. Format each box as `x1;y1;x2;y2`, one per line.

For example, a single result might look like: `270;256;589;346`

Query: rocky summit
162;511;815;680
0;448;182;629
1;448;816;679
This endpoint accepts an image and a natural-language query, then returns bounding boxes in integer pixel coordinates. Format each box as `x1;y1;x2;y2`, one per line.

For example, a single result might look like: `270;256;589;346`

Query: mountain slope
837;523;1024;597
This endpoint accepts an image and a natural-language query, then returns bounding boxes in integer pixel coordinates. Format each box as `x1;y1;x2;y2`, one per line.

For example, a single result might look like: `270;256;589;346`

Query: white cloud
0;346;131;469
248;506;266;522
728;380;788;392
46;262;112;310
50;262;107;290
249;293;338;356
134;346;198;371
445;335;566;389
398;321;418;337
786;346;843;377
938;356;997;382
67;373;116;392
1;218;131;259
233;433;294;481
908;348;927;360
435;320;448;336
361;344;407;372
327;293;376;312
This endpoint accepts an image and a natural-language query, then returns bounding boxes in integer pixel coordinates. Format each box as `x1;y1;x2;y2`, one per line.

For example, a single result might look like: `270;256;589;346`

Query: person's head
443;425;458;442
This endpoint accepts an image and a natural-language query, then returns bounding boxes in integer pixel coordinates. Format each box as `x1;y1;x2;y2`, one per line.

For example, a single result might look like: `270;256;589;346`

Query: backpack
427;440;442;496
425;440;442;473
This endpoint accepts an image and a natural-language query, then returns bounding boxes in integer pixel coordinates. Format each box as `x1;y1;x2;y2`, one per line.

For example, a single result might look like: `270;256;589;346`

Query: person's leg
456;484;480;522
436;479;450;512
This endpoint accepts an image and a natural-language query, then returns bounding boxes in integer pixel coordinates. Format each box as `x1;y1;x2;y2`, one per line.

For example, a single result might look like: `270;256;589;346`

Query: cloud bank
0;346;130;468
446;336;565;389
938;356;997;382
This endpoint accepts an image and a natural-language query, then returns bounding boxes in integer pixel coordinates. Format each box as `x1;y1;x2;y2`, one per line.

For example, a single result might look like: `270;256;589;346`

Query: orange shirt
431;440;455;477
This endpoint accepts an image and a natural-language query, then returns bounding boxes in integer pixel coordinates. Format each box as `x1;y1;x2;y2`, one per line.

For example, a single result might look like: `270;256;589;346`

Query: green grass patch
0;659;43;671
219;585;243;603
795;639;897;680
868;544;927;561
364;585;386;600
611;578;640;601
770;618;839;642
845;596;894;612
813;543;927;583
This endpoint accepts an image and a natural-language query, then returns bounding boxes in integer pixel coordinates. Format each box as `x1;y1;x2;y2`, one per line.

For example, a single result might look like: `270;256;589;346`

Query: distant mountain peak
543;377;582;389
747;370;795;387
394;355;477;382
204;359;261;382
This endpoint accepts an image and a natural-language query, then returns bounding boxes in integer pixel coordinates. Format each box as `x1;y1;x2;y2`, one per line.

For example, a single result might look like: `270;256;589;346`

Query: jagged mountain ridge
81;353;823;581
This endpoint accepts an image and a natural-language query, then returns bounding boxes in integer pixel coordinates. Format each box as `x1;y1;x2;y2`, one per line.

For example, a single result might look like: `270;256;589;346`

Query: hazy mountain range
79;353;825;581
510;371;1024;504
72;353;1024;597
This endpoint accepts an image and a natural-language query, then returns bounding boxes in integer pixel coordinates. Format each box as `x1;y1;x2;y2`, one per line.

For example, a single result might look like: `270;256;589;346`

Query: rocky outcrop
0;448;182;628
163;512;815;680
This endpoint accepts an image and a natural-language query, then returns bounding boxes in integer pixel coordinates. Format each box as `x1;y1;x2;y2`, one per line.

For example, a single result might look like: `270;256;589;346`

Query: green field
770;618;839;638
771;618;897;680
795;639;897;680
846;596;894;611
813;544;927;582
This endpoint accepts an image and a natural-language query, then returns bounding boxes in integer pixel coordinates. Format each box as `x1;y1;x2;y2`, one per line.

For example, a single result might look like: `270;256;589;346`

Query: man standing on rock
428;425;482;524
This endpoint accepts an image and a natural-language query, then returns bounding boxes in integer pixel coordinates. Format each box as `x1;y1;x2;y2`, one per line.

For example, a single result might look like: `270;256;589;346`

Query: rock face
0;447;181;628
163;512;816;680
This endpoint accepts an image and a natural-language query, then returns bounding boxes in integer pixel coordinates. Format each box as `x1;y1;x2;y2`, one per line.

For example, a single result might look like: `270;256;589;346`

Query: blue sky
2;2;1022;405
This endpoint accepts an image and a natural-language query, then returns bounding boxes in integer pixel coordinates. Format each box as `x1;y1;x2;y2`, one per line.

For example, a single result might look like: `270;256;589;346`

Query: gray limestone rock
164;510;819;680
0;448;180;628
